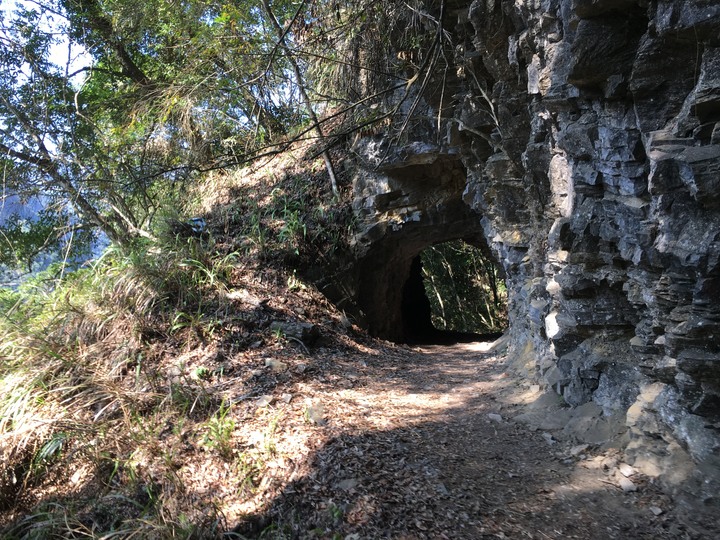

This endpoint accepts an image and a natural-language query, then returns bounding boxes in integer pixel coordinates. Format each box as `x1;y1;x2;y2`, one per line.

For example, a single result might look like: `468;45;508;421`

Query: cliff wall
456;0;720;503
330;0;720;507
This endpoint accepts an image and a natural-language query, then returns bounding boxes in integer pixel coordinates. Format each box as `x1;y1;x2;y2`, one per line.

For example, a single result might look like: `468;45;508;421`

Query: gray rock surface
457;0;720;510
317;0;720;512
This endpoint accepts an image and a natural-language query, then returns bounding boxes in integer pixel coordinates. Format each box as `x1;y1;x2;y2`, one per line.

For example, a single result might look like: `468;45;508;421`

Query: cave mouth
401;240;507;344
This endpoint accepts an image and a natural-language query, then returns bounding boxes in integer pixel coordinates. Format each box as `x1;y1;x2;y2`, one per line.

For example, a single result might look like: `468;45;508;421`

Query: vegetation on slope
421;241;507;334
0;0;456;269
0;150;360;537
0;1;509;535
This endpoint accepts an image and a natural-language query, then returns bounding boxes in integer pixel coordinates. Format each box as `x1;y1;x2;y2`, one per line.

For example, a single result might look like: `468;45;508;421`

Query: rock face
333;145;490;342
462;0;720;506
324;0;720;509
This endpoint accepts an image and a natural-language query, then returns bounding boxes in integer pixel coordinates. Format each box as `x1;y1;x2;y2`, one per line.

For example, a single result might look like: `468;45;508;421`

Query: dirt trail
244;341;705;539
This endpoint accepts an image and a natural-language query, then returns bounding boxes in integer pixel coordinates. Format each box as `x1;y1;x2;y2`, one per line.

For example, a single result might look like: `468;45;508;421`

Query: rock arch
309;0;720;511
335;153;498;342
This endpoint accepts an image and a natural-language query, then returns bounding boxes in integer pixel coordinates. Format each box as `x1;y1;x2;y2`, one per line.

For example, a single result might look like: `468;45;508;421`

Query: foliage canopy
421;240;507;333
1;0;452;272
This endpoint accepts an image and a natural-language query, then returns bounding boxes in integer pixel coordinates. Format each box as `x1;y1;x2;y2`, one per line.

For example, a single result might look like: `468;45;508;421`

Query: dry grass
0;140;359;538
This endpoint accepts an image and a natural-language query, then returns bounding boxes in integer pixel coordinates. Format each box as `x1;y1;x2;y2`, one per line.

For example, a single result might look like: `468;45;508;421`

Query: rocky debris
264;358;287;372
618;476;638;493
269;320;319;345
541;432;556;445
618;463;635;478
650;505;664;516
256;394;274;408
304;400;326;425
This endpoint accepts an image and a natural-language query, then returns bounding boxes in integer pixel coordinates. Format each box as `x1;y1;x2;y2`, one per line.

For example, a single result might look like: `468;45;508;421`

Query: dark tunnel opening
343;156;509;344
400;256;436;342
400;240;507;345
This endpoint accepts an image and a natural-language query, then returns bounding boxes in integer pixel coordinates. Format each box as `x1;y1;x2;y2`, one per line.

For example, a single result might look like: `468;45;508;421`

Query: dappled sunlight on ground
3;325;711;538
218;339;702;538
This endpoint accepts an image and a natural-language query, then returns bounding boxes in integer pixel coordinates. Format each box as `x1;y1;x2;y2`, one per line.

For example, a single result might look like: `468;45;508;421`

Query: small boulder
270;321;320;345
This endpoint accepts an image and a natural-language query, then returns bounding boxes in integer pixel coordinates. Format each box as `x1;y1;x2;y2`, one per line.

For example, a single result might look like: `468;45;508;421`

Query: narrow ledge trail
236;339;706;540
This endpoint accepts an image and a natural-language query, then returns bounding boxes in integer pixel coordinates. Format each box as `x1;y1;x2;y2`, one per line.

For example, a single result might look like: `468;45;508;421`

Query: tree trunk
75;0;153;86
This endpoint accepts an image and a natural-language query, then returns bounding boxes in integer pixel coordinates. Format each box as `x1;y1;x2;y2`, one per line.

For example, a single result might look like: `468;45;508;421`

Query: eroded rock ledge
327;0;720;513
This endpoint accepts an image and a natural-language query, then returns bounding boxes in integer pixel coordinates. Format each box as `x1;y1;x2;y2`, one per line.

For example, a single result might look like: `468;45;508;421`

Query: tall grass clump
0;227;242;537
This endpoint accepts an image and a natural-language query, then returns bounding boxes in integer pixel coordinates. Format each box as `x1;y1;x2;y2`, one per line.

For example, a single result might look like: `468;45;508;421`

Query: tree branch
261;0;339;195
72;0;153;86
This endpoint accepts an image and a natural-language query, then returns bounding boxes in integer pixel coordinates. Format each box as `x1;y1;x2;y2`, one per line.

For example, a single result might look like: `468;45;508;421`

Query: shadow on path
234;343;691;539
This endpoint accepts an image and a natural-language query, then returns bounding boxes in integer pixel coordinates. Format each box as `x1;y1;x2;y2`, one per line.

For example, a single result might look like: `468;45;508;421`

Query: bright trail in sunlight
461;334;507;353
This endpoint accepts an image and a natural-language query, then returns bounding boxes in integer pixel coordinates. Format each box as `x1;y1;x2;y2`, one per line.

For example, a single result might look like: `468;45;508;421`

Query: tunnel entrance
401;240;507;344
343;155;506;343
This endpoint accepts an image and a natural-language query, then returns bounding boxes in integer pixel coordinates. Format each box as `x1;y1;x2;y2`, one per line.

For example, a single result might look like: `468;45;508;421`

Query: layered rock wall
335;0;720;507
455;0;720;501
